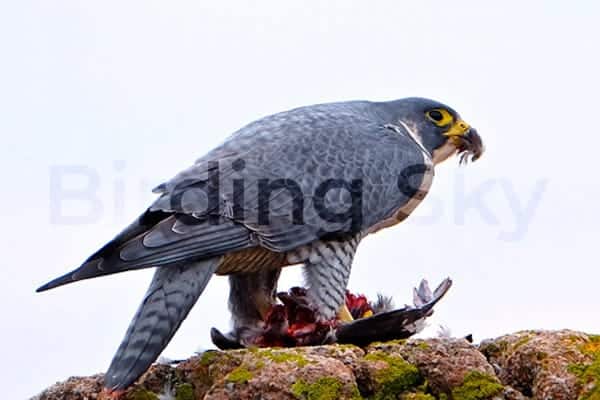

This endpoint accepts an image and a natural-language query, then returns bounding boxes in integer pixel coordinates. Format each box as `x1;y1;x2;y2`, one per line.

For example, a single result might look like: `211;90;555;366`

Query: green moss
415;381;431;394
513;335;532;349
480;340;510;359
258;349;310;367
199;350;219;366
401;393;435;400
291;377;361;400
450;371;503;400
568;335;600;400
334;343;361;350
226;366;253;384
126;388;159;400
568;363;587;376
349;384;364;400
364;351;422;399
174;383;195;400
416;342;430;350
370;339;407;348
479;342;501;358
495;340;508;353
566;334;585;345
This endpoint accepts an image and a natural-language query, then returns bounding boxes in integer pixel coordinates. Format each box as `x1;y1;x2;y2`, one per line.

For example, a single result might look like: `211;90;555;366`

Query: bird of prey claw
37;98;483;390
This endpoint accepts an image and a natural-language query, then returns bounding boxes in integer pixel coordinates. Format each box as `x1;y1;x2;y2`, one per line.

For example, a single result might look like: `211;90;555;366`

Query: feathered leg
104;257;219;390
302;236;360;321
229;269;281;330
211;269;281;348
212;237;360;349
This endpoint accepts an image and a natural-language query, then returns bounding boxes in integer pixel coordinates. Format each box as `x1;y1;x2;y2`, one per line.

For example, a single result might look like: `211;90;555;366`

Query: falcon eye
428;110;443;121
426;108;453;126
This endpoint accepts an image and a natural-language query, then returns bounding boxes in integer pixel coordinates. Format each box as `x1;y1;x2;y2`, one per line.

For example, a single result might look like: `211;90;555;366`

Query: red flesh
251;287;373;347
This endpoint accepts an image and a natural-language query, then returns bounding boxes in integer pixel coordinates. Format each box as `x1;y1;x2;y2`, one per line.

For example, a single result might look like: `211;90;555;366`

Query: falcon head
389;97;484;165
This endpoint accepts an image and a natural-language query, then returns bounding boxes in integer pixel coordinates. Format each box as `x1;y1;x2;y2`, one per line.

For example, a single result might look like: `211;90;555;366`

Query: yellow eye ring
426;108;454;126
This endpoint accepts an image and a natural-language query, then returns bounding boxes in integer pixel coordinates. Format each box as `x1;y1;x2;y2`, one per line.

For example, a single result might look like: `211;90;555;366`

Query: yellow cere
444;119;471;137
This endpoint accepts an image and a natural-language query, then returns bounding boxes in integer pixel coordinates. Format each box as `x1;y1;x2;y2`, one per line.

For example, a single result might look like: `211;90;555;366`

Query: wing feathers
36;214;252;291
119;217;252;267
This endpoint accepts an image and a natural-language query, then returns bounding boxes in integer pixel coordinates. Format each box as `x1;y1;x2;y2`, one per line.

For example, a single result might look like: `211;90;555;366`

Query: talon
337;304;354;322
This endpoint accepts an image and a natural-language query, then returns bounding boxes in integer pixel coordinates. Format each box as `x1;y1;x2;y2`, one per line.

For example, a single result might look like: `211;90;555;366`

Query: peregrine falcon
37;97;484;390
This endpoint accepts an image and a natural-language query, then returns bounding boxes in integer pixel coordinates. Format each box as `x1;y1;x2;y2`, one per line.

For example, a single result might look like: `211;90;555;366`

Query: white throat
431;141;459;165
395;120;432;160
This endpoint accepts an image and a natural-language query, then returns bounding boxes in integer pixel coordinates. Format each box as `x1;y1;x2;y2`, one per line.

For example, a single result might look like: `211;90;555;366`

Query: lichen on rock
566;335;600;399
450;371;503;400
32;330;600;400
225;366;254;384
174;383;195;400
362;350;422;399
480;329;594;399
291;377;361;400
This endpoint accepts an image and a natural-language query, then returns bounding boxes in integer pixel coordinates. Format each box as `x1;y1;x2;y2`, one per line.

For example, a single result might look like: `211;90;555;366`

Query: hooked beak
443;119;484;164
455;128;484;164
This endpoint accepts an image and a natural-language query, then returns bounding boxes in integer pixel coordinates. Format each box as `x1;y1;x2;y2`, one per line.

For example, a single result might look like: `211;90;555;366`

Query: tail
104;257;220;390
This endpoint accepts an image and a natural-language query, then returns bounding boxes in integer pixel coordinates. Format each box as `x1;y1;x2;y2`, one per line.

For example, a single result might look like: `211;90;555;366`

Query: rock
202;346;362;399
31;374;104;400
480;330;600;400
365;338;503;399
32;330;600;400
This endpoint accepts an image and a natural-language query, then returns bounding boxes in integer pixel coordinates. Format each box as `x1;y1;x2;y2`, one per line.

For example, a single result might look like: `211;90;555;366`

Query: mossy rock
226;366;254;384
364;351;422;399
256;348;312;367
199;350;220;366
179;351;241;398
291;377;361;400
401;393;436;400
174;383;195;400
569;335;600;399
450;371;503;400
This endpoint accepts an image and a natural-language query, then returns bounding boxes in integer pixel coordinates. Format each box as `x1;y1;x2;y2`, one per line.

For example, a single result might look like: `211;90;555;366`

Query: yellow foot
338;304;354;322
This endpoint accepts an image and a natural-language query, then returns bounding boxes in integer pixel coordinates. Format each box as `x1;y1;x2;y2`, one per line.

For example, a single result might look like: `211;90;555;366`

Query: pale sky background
1;1;599;398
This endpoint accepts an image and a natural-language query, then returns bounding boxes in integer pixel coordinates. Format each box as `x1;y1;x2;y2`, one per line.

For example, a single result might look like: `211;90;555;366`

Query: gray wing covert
149;110;430;253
